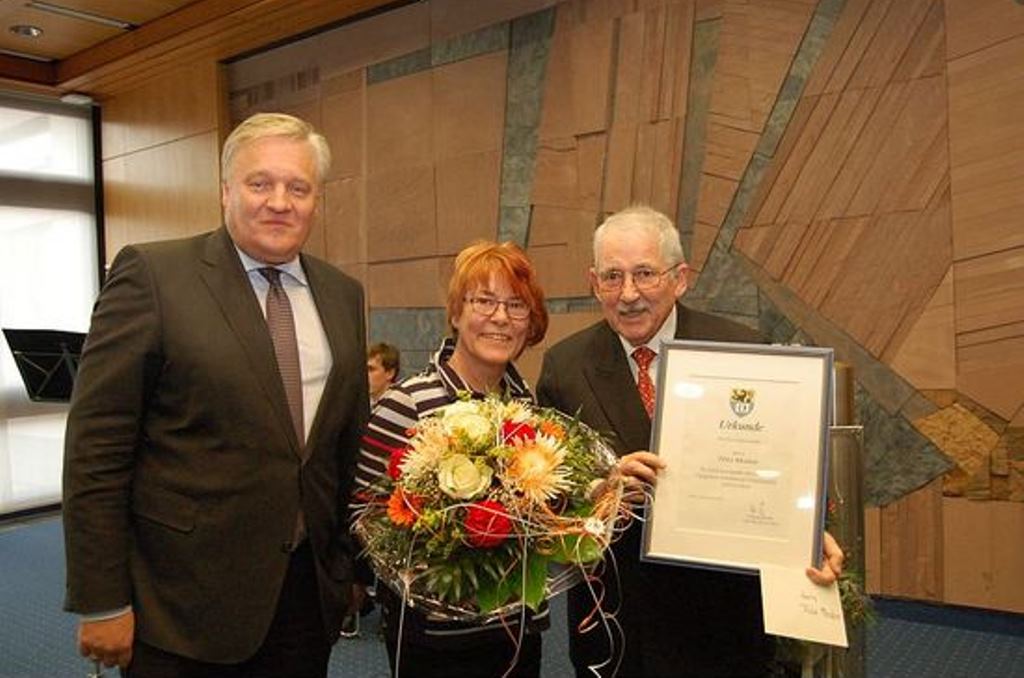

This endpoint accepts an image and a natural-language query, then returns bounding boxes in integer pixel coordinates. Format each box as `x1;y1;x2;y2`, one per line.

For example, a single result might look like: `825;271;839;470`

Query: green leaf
495;560;522;606
523;552;548;611
475;574;501;613
462;559;479;590
549;534;603;564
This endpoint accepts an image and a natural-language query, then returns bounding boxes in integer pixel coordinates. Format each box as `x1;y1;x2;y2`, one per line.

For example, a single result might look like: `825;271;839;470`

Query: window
0;94;99;516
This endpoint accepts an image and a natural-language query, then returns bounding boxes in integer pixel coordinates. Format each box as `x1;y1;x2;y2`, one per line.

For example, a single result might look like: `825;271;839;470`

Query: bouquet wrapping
352;395;627;623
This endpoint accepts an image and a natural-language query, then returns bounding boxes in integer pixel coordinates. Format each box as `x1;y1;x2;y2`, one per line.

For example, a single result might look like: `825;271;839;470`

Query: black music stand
2;329;85;402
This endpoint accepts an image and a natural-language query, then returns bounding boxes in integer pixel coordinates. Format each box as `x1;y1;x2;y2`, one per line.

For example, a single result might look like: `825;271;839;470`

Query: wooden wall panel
367;258;450;308
948;35;1024;258
322;176;365;267
433;52;507;161
889;268;955;390
101;59;222;160
435;151;502;255
864;505;881;595
878;479;944;601
943;497;1024;613
944;0;1024;61
320;71;365;182
430;0;558;41
102;131;222;261
365;70;433;175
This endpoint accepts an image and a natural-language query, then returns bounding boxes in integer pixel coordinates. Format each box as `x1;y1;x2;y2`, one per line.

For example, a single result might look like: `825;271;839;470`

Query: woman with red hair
353;241;549;677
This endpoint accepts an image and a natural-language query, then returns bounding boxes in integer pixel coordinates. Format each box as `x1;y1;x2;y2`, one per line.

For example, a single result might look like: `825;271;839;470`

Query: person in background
367;341;401;407
352;241;550;677
63;112;368;677
537;205;844;677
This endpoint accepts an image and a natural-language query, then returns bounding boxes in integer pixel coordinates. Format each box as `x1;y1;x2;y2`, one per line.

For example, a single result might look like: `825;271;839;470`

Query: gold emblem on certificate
729;388;755;418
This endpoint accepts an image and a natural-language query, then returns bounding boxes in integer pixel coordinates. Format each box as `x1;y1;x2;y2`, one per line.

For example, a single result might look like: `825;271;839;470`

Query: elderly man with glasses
537;205;843;677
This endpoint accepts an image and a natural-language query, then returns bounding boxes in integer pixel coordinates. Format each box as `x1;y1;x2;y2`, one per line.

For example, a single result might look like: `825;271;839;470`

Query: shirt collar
617;305;677;358
431;337;532;402
235;245;308;286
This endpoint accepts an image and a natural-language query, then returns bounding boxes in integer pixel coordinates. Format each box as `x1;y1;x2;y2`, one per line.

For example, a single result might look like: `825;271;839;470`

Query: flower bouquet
352;395;626;622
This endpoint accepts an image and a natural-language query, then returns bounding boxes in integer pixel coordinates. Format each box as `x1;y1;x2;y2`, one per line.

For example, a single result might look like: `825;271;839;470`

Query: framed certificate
641;341;833;574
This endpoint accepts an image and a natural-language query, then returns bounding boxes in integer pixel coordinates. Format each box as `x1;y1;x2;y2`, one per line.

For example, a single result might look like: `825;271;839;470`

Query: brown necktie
632;346;656;419
259;267;305;452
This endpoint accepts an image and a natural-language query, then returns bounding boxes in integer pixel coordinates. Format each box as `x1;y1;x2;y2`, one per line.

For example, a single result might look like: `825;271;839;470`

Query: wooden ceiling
0;0;398;97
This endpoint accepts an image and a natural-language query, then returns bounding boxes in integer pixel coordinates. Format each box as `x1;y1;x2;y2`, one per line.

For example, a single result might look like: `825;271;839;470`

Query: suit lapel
583;321;651;454
199;228;299;455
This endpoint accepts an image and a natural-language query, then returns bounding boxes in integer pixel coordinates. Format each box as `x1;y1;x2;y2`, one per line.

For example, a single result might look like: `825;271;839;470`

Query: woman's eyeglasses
464;296;530;320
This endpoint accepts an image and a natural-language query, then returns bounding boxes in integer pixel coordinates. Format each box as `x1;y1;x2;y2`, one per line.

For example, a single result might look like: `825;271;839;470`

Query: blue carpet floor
2;515;1023;677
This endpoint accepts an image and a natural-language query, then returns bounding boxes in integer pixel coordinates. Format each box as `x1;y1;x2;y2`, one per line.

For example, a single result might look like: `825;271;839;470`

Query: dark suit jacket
63;228;369;663
537;303;773;677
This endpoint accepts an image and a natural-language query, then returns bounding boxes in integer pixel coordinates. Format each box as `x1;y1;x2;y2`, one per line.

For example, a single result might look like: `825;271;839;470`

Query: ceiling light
25;1;135;30
9;24;44;38
60;92;94;106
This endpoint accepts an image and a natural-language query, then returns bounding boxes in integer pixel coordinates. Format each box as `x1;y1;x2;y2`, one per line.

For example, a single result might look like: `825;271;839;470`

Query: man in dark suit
63;113;369;677
537;205;842;677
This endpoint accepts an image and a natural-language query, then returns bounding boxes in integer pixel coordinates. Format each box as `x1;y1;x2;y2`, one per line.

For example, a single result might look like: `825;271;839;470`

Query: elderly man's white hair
592;205;686;268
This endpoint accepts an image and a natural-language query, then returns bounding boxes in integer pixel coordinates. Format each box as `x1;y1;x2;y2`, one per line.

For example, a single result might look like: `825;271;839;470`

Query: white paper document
759;564;848;648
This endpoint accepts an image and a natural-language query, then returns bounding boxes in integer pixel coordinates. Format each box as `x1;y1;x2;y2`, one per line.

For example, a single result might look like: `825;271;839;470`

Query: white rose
442;404;493;443
437;454;493;499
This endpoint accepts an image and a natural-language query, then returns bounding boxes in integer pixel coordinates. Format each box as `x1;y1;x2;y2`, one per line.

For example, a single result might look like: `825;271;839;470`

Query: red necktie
632;346;656;419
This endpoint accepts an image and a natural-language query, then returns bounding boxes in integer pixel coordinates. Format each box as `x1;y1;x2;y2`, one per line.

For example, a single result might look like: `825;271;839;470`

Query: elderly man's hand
615;451;665;485
612;451;666;503
805;531;844;586
78;610;134;669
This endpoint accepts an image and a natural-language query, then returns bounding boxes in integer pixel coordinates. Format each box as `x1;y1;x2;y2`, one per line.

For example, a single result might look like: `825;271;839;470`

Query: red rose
464;500;512;548
387;446;410;480
501;420;537;444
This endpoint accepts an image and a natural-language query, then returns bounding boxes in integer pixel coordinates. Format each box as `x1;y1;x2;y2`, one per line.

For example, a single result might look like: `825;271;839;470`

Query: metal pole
827;362;865;678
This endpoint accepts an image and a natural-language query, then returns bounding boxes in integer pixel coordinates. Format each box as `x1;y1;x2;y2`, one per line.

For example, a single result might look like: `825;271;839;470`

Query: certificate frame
640;340;834;575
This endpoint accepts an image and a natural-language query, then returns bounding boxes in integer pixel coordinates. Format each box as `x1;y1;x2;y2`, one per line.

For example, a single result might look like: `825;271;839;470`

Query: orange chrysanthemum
539;420;565;440
506;434;571;504
387;487;421;527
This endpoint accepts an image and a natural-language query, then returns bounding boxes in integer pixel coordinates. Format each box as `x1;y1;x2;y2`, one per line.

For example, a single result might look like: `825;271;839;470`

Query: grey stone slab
397;349;434;380
858;383;955;507
707;293;760;320
899;391;940;422
498;8;556;248
511;7;556;49
504;122;541;158
717;154;769;249
546;296;600;314
369;308;448;353
499;151;537;207
757;0;845;159
431;22;509;67
498;205;532;246
691;245;759;301
757;293;799;344
366;47;432;85
677;17;721;257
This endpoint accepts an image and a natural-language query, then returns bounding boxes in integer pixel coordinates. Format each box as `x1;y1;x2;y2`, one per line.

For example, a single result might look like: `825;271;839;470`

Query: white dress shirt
236;247;332;441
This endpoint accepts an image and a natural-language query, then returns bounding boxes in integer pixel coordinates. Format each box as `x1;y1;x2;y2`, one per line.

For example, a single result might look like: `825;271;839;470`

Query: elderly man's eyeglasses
596;264;682;292
464;296;531;320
